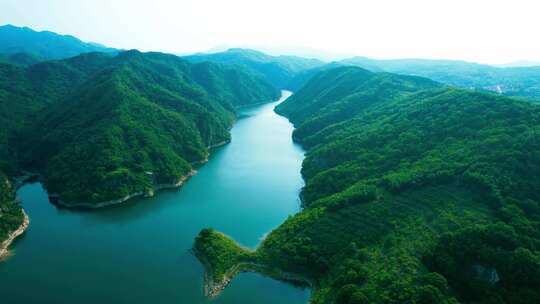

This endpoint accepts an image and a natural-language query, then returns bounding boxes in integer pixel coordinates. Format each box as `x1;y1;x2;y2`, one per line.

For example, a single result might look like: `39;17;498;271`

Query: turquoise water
0;91;310;304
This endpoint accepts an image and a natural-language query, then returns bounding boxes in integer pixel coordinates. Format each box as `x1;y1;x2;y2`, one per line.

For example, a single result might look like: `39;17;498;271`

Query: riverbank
195;249;313;298
52;170;198;209
192;140;231;166
0;210;29;261
192;229;313;299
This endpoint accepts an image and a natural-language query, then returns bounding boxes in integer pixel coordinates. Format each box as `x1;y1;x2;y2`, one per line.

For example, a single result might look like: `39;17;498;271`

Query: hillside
0;52;118;175
0;50;279;207
195;67;540;303
0;24;116;61
340;57;540;99
184;48;324;89
275;66;441;139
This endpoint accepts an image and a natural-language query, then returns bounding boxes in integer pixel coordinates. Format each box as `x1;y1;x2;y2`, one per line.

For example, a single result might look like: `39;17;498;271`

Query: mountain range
1;25;539;304
184;48;325;89
0;24;116;63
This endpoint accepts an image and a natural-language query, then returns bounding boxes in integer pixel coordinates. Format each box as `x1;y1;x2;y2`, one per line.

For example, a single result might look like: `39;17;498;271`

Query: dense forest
2;24;540;302
0;49;280;211
21;51;280;204
0;33;328;249
195;66;540;303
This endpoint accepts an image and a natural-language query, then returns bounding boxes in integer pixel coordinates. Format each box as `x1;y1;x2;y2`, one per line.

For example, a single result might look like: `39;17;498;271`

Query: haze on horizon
0;0;539;64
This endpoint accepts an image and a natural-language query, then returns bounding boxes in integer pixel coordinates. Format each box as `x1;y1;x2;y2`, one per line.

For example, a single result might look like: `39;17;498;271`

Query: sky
1;0;539;64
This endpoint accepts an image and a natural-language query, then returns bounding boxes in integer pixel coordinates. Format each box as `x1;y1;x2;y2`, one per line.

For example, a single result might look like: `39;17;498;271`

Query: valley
0;92;311;304
0;23;539;304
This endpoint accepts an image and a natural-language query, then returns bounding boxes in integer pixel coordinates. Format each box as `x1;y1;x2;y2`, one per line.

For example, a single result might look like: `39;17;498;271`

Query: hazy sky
1;0;539;64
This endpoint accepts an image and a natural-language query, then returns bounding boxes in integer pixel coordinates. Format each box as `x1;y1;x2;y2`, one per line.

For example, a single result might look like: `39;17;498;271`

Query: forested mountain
0;50;279;207
0;52;118;175
0;24;116;61
340;57;540;99
184;48;324;89
195;66;540;303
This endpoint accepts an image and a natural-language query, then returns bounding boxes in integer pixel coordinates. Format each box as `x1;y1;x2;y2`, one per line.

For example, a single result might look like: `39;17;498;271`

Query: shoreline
192;140;231;165
0;210;30;261
193;90;311;299
52;170;197;209
192;246;249;298
207;140;230;150
203;260;313;298
192;246;313;298
234;95;282;109
22;140;231;209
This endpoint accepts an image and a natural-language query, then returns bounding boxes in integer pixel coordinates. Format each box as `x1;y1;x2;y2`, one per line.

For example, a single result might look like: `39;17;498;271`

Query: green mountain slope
0;52;117;174
0;50;278;208
195;67;540;303
184;48;324;89
340;57;540;99
0;24;116;60
276;66;441;140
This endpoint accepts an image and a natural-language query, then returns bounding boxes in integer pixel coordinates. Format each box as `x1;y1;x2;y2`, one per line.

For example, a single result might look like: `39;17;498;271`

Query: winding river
0;91;310;304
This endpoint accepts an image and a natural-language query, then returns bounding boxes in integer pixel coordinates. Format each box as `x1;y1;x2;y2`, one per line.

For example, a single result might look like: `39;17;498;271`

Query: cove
0;91;310;304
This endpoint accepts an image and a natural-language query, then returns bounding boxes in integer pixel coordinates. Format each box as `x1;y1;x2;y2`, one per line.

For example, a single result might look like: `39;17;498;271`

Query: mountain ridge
0;24;117;61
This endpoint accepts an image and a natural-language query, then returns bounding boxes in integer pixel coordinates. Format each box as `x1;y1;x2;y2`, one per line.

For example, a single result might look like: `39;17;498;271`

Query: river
0;91;310;304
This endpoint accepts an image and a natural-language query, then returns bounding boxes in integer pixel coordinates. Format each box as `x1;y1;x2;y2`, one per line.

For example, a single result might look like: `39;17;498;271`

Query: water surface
0;91;310;304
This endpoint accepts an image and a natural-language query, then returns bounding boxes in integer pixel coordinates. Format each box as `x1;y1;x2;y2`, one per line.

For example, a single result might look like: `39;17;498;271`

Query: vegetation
2;27;540;301
194;229;254;283
184;48;324;89
0;24;116;60
196;66;540;303
0;50;279;207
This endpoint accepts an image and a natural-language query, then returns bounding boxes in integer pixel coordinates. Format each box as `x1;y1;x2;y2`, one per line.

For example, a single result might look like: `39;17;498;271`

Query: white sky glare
0;0;539;64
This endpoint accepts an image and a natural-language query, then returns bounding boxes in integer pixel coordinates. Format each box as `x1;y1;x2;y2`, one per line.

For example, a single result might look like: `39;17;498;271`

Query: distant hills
2;22;539;99
496;60;540;68
184;48;325;89
191;49;540;100
0;24;116;63
338;56;540;99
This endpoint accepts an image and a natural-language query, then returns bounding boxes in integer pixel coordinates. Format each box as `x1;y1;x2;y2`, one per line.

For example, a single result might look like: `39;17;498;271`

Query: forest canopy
197;66;540;304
